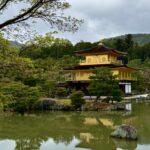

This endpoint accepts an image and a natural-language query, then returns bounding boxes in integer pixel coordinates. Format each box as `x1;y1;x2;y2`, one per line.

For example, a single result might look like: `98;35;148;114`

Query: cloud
2;0;150;43
58;0;150;43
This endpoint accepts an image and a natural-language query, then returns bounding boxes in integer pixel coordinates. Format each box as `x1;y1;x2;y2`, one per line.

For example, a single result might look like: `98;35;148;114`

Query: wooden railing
79;59;122;65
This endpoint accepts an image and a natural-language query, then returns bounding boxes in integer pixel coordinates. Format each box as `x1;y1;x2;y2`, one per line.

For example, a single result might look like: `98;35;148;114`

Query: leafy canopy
0;81;40;113
88;67;122;102
70;90;85;109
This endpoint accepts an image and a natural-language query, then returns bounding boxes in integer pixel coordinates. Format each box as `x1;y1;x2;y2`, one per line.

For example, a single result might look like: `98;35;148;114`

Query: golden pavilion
63;43;137;95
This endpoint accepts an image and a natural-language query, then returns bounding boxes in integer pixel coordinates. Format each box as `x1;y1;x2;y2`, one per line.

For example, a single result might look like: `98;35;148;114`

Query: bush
70;91;85;109
111;89;122;102
34;99;56;110
38;80;56;97
55;87;67;98
0;82;40;114
34;99;70;111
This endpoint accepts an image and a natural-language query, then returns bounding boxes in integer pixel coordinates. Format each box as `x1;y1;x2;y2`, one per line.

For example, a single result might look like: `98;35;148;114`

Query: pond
0;102;150;150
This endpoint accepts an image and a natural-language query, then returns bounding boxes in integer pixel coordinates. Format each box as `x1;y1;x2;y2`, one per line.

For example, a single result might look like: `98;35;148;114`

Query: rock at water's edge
110;124;137;140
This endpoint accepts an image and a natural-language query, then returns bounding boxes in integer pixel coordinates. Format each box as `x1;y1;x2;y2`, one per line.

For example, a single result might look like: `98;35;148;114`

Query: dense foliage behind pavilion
0;33;150;113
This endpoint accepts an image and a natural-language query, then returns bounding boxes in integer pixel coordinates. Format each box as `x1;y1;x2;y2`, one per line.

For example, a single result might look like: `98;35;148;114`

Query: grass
55;99;71;106
55;99;93;107
41;97;93;107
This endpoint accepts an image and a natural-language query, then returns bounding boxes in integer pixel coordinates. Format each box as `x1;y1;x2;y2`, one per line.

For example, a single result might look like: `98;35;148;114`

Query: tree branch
0;0;54;29
0;0;11;11
0;0;83;37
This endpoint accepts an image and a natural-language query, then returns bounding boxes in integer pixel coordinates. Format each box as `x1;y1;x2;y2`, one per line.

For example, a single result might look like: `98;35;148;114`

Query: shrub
38;80;56;97
70;91;85;109
0;82;40;114
55;87;67;98
34;99;70;111
34;99;56;110
111;89;122;102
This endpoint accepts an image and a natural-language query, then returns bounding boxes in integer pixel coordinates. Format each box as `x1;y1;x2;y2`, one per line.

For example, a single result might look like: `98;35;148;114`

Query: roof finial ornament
98;41;104;46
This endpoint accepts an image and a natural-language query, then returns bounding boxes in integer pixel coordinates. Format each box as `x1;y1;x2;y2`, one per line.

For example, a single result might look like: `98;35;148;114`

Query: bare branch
0;0;83;38
0;0;11;11
0;0;47;28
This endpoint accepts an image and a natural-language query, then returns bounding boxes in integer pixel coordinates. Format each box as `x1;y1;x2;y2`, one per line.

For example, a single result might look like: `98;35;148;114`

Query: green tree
115;39;126;51
124;34;134;50
114;34;134;54
74;41;94;51
20;33;75;59
143;58;150;68
39;80;56;97
128;59;142;68
55;87;67;98
0;82;40;114
0;34;35;83
132;70;150;93
111;88;122;102
88;67;122;102
70;90;85;109
60;55;79;67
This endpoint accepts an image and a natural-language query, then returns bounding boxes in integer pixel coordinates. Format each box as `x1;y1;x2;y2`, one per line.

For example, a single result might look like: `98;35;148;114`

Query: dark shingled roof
64;64;138;70
75;43;127;56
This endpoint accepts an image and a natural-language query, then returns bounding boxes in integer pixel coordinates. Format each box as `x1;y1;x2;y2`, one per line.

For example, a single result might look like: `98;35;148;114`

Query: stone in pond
111;124;137;140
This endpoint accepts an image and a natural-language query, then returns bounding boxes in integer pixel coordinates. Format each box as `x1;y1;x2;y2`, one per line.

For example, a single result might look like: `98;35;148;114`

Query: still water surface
0;103;150;150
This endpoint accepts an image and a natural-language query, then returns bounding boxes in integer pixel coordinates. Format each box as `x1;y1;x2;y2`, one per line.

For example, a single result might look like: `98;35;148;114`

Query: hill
10;40;22;48
103;33;150;45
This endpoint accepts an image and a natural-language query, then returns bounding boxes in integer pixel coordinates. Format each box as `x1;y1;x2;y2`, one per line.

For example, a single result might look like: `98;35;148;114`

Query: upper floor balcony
65;70;136;81
79;55;123;66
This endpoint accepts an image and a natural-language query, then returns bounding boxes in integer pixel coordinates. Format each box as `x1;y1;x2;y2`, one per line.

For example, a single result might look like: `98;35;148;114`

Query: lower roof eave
66;80;90;83
119;80;136;82
64;64;139;71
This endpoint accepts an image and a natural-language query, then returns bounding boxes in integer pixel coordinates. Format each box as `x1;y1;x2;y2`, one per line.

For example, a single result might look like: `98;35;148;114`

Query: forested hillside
19;33;150;67
10;41;22;48
103;33;150;45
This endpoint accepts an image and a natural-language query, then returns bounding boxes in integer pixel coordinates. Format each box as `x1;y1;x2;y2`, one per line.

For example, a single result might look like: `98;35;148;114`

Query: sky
2;0;150;43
